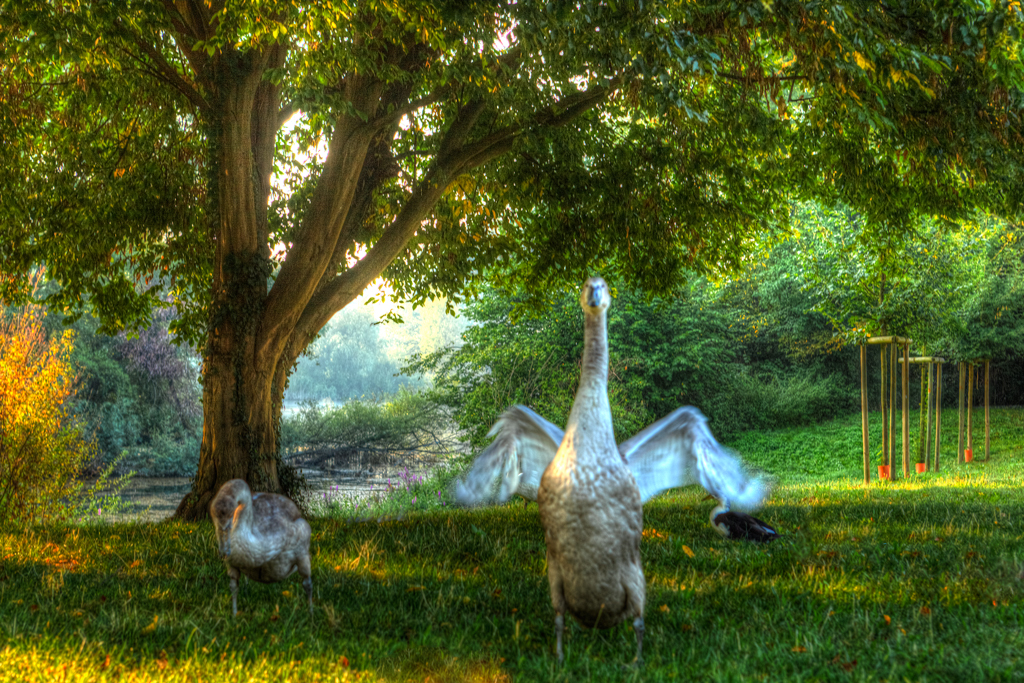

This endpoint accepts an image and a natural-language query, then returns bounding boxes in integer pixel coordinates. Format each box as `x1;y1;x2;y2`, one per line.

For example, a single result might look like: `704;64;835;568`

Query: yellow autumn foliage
0;304;120;522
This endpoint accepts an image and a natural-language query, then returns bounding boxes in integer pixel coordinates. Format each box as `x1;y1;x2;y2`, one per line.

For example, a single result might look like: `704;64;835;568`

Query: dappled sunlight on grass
2;408;1023;681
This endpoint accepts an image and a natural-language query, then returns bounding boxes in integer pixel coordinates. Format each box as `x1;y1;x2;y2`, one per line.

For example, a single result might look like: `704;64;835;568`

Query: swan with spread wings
454;403;767;513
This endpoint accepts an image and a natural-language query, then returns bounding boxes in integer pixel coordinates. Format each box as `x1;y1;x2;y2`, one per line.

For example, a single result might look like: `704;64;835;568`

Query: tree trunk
175;59;287;521
177;343;282;519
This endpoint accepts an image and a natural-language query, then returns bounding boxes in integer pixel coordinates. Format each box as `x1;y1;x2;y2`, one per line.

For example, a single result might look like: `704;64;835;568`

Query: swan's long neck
561;308;616;464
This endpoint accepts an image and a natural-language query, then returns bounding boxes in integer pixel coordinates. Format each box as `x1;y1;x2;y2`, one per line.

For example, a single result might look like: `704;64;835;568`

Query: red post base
915;462;927;474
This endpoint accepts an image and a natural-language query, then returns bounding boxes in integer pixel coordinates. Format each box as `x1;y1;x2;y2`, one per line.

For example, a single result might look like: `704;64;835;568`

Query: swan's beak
232;502;245;527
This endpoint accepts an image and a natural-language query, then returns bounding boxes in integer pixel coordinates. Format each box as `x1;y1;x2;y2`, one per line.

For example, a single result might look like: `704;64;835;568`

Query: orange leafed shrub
0;304;121;522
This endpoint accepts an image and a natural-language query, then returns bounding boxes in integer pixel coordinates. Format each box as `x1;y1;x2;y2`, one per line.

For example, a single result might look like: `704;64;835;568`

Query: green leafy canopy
2;1;1023;344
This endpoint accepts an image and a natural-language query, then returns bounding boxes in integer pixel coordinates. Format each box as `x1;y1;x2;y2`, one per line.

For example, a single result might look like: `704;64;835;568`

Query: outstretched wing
620;406;767;511
453;405;565;505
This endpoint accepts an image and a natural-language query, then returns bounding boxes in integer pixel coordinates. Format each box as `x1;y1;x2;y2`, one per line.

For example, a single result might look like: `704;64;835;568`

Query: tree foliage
4;2;1023;328
63;305;203;475
3;1;1023;514
411;274;856;445
793;204;1024;363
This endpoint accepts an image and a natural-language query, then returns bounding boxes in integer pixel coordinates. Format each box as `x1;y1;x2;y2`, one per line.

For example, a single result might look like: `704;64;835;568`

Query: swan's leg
633;617;645;666
555;613;565;663
227;566;241;617
298;552;313;614
303;576;313;613
624;572;645;666
546;549;566;663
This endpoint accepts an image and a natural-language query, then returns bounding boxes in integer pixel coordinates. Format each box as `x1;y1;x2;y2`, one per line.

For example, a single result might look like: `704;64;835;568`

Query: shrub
281;388;458;466
0;305;128;523
705;367;856;439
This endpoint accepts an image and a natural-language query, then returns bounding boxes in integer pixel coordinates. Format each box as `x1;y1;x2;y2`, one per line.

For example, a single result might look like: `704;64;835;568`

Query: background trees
3;2;1023;517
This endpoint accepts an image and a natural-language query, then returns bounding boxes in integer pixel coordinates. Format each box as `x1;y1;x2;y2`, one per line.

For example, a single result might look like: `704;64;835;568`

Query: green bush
281;388;459;470
707;367;856;439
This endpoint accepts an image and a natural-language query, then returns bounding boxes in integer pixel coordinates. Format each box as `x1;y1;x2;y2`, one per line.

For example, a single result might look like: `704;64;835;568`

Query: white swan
209;479;313;616
455;403;766;512
536;277;646;664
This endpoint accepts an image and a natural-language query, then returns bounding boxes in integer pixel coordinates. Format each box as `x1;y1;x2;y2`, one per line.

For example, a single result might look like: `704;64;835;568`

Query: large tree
2;1;1022;518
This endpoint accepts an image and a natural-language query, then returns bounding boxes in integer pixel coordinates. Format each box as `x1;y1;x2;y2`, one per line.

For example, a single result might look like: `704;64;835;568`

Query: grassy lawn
1;408;1022;682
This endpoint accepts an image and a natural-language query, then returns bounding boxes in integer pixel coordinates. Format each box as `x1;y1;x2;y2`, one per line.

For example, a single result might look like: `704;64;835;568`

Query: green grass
2;409;1023;682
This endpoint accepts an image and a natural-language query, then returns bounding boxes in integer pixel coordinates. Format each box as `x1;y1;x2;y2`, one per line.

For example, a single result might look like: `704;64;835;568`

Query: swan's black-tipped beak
581;276;610;311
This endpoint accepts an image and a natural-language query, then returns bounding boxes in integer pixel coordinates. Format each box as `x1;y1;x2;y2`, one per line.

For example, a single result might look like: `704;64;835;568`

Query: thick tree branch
289;76;621;348
161;0;216;87
293;173;450;352
174;0;214;40
252;41;289;260
116;22;211;115
257;72;386;368
278;101;298;129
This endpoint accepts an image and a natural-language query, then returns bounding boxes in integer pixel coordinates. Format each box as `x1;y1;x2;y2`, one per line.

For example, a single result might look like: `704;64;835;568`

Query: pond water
109;462;441;522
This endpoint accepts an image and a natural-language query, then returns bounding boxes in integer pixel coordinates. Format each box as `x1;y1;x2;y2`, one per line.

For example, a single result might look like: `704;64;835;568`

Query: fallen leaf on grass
883;615;891;624
142;615;158;634
791;646;806;653
920;606;931;616
339;656;349;668
406;585;424;593
659;604;670;613
681;545;695;558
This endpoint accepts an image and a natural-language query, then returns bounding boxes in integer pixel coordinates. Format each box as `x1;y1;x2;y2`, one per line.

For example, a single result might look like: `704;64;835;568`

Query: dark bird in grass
704;494;779;543
210;479;313;616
